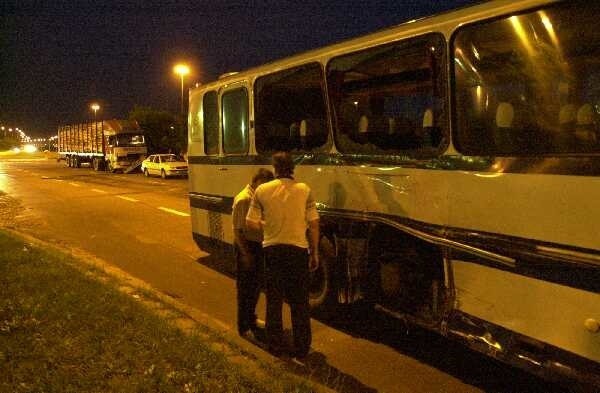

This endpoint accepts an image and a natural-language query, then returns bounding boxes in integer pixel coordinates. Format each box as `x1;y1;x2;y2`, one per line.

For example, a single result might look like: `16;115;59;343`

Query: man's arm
233;198;255;269
245;193;263;231
234;228;252;257
308;218;320;272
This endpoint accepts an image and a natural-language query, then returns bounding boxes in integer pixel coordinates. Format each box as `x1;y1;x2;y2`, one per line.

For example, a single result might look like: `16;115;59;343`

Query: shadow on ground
197;253;577;393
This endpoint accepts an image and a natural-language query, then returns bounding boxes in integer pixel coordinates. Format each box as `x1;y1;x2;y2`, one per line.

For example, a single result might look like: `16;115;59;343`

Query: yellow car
141;154;188;179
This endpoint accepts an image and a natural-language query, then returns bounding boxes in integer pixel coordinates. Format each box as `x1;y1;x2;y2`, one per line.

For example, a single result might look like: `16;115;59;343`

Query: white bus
187;0;600;386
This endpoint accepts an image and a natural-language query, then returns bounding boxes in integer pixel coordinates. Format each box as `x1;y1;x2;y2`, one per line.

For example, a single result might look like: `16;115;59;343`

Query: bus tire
309;235;335;309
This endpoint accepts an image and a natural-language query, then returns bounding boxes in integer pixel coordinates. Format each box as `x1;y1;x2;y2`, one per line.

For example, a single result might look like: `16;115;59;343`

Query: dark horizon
1;1;477;137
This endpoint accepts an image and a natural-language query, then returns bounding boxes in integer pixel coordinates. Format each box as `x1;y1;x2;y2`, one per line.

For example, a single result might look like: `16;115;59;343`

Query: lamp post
173;63;190;114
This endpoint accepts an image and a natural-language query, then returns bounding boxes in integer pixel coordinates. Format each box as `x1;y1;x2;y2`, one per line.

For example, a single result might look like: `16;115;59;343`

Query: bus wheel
309;235;335;309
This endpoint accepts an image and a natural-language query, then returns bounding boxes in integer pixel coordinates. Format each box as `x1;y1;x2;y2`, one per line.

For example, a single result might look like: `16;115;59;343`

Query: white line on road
158;207;190;217
54;179;64;182
91;188;107;194
116;195;139;202
69;182;81;187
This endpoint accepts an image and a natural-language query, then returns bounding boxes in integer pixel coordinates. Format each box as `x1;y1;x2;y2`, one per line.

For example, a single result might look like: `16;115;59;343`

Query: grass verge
0;230;314;393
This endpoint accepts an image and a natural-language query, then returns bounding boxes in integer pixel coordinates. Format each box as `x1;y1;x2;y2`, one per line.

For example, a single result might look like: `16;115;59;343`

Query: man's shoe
250;326;266;342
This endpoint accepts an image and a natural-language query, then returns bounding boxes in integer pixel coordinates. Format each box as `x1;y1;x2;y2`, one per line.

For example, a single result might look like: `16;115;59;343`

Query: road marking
54;179;64;182
158;207;190;217
41;176;49;179
69;182;81;187
91;188;107;194
116;195;138;202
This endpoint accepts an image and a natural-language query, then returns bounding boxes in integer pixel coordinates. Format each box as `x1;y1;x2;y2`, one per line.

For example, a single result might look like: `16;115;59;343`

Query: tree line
128;106;187;156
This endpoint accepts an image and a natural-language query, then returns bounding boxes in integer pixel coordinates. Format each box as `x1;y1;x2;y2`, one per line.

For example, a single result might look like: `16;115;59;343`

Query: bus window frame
449;1;599;157
253;61;332;155
219;81;251;157
325;31;449;159
189;89;203;142
202;89;220;156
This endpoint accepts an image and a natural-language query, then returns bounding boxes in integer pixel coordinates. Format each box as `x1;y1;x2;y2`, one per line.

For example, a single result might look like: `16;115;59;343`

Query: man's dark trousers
264;244;311;357
236;241;263;334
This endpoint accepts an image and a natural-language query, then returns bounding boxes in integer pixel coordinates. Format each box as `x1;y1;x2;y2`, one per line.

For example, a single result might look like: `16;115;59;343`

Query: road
0;157;566;393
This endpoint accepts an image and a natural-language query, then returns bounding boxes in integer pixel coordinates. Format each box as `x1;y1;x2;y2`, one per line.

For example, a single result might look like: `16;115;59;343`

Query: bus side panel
447;171;600;256
452;260;600;363
189;163;265;248
295;165;449;228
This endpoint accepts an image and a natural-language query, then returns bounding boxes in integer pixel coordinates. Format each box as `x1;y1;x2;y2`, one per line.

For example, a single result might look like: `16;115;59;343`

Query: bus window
327;33;447;156
254;63;328;153
222;87;249;155
189;91;201;141
203;91;219;155
453;1;600;155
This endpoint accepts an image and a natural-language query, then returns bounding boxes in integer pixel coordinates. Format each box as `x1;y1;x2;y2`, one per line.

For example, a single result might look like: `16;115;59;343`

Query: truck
57;119;147;173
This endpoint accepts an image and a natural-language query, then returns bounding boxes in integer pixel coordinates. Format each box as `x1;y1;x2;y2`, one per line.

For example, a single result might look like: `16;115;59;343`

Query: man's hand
309;253;319;272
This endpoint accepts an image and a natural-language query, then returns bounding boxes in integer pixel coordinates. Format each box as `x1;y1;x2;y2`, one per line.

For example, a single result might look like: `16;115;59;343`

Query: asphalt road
0;157;568;393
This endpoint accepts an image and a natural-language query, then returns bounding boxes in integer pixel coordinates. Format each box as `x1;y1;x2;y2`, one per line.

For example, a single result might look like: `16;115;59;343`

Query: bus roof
191;0;556;93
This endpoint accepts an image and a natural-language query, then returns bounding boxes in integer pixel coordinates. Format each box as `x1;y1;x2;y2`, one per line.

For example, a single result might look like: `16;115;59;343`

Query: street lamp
173;63;190;114
90;103;100;121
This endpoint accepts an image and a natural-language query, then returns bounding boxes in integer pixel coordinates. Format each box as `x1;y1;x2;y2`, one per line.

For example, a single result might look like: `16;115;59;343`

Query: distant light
12;147;20;153
24;144;37;153
173;64;190;76
90;103;100;112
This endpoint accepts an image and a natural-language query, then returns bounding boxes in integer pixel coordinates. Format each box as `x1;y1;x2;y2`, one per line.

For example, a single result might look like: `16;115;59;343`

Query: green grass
0;231;314;393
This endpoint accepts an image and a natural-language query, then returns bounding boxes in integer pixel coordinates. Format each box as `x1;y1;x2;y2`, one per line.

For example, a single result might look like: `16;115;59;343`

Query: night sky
1;1;477;137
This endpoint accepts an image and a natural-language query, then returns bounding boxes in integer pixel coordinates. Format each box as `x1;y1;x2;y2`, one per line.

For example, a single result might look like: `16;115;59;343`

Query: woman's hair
272;151;294;177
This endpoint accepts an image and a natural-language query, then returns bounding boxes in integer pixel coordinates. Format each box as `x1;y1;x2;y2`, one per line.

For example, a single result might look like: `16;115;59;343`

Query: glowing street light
90;103;100;121
173;63;190;114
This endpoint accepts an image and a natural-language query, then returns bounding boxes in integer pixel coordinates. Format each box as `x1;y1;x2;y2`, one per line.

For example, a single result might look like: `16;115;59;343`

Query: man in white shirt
232;168;274;337
246;152;319;358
